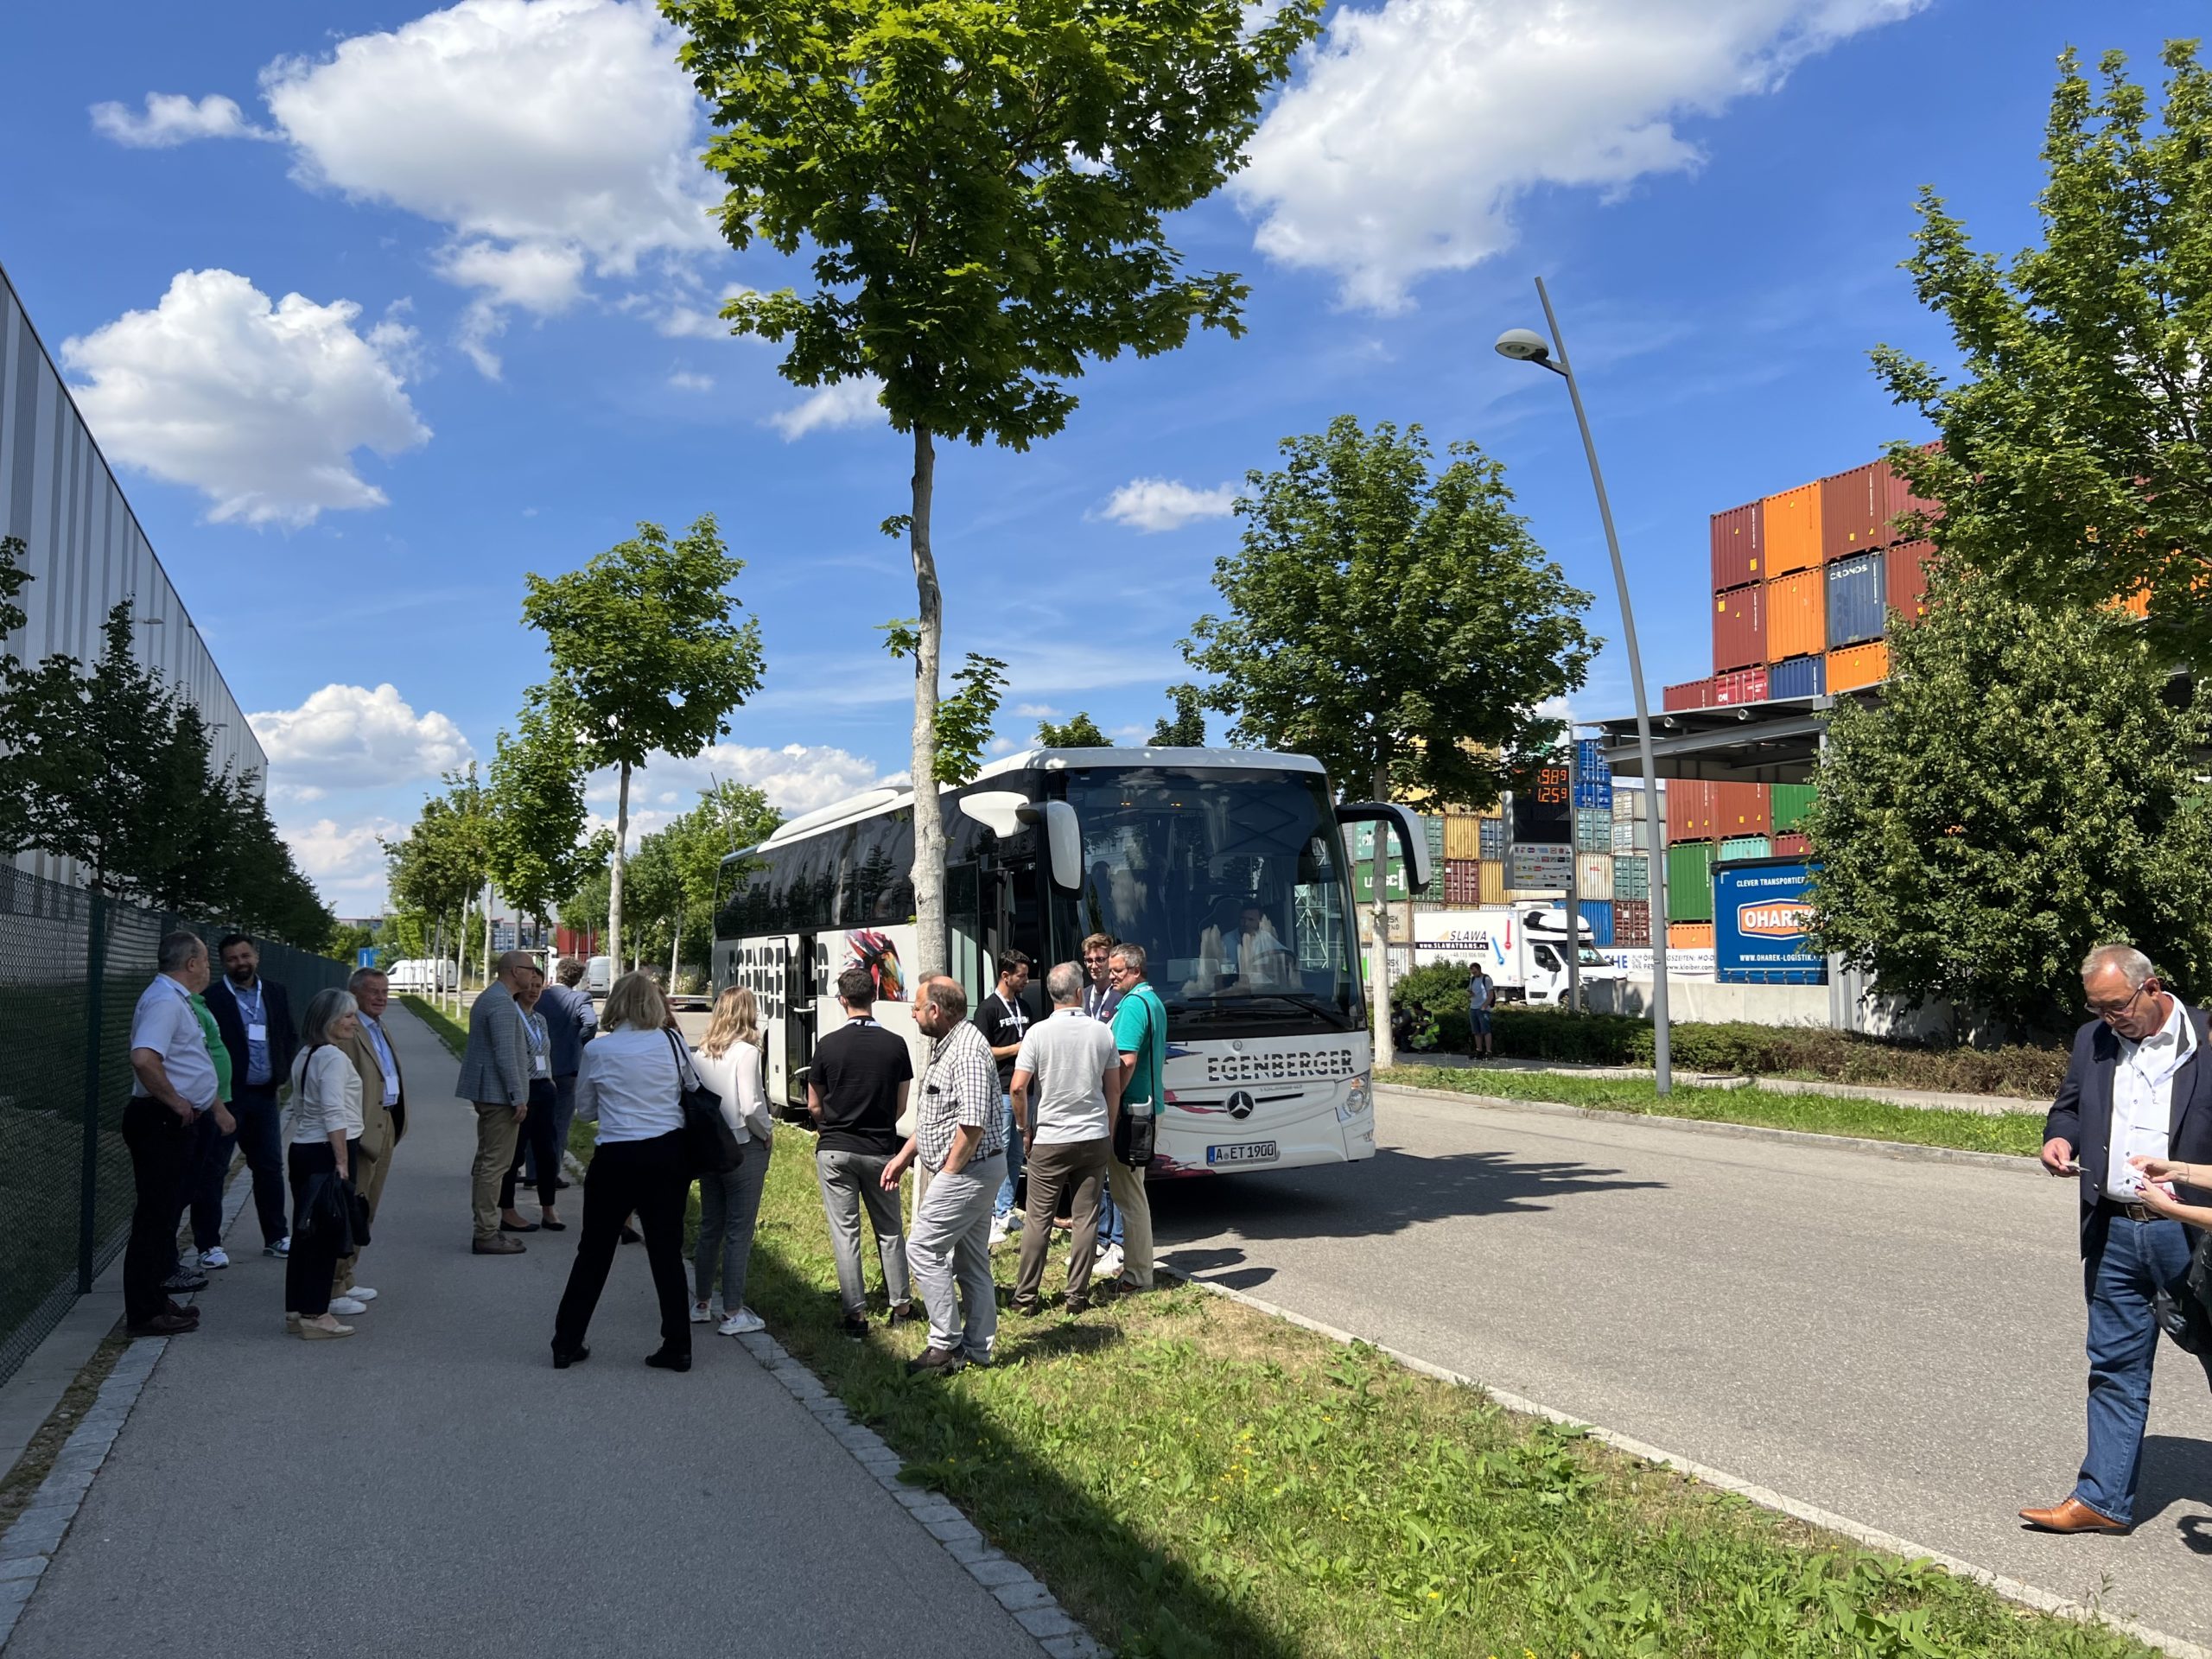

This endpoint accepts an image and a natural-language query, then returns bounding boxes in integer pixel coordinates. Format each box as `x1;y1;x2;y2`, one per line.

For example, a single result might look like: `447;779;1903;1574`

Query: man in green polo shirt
1108;942;1166;1293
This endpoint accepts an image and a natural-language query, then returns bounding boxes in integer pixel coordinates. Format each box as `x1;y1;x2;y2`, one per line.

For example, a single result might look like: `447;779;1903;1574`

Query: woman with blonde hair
690;985;775;1335
550;970;697;1370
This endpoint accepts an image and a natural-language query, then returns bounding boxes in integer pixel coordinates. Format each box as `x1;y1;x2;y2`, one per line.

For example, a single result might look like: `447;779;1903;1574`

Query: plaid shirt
918;1018;1006;1173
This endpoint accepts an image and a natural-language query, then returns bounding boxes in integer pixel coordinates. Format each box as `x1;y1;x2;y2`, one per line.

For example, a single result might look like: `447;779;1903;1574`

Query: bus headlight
1343;1075;1370;1116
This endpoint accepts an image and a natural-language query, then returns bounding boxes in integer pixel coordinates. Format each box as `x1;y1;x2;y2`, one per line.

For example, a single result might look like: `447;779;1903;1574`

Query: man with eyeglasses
1105;943;1166;1294
2023;942;2212;1535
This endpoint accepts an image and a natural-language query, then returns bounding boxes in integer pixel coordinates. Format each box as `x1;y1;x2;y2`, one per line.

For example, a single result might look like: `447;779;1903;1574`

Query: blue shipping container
1573;739;1612;810
1579;899;1614;946
1769;653;1826;700
1826;553;1885;648
1713;859;1827;984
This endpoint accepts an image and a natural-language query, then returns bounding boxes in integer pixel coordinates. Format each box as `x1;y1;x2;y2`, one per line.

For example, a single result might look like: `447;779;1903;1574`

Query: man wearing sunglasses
2024;943;2212;1535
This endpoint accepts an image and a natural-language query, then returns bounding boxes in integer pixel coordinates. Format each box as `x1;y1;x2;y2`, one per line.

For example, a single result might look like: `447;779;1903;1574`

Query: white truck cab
1410;906;1624;1006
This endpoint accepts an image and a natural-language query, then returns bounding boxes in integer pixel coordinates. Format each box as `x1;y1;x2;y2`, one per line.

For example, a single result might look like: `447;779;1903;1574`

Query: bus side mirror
963;791;1084;891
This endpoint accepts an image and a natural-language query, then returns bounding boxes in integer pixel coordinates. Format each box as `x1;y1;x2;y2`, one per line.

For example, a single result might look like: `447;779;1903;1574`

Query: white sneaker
988;1216;1012;1247
719;1309;765;1335
328;1296;369;1316
264;1236;290;1258
347;1287;377;1302
200;1247;230;1270
690;1301;714;1324
1096;1244;1125;1278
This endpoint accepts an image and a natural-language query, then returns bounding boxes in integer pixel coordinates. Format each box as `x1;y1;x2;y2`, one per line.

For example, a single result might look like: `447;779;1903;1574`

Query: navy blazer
2044;1002;2212;1252
203;976;300;1091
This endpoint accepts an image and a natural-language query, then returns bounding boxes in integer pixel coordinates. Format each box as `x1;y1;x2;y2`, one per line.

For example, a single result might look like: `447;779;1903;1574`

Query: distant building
1;260;265;888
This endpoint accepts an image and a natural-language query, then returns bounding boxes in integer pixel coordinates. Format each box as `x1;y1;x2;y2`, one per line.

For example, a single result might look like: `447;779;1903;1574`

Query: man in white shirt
2027;942;2212;1534
124;932;229;1337
1007;962;1122;1315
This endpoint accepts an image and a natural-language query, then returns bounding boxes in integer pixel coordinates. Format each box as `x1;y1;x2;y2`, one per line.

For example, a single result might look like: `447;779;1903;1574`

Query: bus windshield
1057;766;1362;1029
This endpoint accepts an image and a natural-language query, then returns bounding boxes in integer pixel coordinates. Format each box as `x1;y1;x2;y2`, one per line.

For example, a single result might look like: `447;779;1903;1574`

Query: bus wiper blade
1173;993;1353;1027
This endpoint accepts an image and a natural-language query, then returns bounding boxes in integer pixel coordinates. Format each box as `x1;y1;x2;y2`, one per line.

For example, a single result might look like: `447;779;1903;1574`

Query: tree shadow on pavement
1149;1145;1666;1246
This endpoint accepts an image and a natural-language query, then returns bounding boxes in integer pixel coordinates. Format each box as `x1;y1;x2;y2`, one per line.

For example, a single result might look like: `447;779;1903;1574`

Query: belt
2101;1197;2165;1224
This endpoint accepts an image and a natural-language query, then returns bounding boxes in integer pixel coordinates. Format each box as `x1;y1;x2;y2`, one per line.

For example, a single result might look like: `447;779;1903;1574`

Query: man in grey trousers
808;967;916;1338
885;975;1007;1376
455;950;535;1255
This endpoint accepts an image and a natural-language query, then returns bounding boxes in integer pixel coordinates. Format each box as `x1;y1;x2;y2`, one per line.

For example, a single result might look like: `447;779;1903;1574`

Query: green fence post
79;891;109;1294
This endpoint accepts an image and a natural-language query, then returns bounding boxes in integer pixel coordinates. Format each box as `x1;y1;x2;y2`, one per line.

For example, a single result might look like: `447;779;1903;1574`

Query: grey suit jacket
454;985;531;1107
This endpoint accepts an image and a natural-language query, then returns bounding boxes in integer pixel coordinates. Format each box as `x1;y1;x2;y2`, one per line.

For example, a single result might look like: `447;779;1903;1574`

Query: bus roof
735;746;1327;858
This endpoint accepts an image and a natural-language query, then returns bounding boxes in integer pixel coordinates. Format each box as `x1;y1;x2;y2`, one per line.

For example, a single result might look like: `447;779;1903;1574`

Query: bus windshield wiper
1173;992;1353;1028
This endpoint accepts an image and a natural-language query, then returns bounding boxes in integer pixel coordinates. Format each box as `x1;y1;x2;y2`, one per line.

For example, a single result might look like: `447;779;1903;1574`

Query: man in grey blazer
458;950;536;1255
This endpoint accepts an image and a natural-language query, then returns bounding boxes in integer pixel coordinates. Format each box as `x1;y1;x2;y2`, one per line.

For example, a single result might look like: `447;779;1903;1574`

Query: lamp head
1494;327;1552;365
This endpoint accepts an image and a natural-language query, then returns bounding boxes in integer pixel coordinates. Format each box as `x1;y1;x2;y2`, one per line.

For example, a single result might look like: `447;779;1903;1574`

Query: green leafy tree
885;633;1007;786
1037;712;1109;747
486;702;601;942
327;921;375;962
521;515;766;973
1152;683;1207;747
0;537;35;856
1806;567;2212;1034
385;767;492;991
1184;416;1595;1062
666;0;1319;976
1872;43;2212;640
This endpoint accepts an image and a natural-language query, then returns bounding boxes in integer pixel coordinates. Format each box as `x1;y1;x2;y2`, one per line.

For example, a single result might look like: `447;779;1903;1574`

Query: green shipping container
1719;835;1771;861
1665;842;1714;923
1771;785;1815;833
1615;854;1649;900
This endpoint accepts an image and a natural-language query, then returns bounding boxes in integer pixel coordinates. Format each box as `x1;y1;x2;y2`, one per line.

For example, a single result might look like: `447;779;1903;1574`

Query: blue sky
3;0;2193;911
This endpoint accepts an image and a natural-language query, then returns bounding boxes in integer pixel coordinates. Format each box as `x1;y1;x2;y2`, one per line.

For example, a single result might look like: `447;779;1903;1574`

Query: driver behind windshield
1183;899;1298;996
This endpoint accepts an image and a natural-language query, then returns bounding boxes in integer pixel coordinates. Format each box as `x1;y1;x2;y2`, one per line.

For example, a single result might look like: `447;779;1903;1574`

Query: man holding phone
2024;943;2212;1535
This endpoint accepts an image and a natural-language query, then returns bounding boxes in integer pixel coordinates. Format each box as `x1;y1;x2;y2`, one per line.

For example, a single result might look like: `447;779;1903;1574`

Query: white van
387;958;457;993
585;955;613;997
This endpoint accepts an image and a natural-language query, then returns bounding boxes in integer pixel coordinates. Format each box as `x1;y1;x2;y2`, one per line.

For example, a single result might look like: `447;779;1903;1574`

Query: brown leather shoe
125;1313;198;1337
473;1236;526;1255
2019;1497;2130;1534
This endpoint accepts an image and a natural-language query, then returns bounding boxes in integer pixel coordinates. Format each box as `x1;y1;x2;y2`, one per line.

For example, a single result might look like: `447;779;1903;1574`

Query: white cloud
90;92;276;148
648;285;756;339
1012;703;1060;718
282;815;404;901
769;377;887;440
1101;478;1239;533
61;270;430;527
667;369;715;392
249;683;474;788
258;0;718;367
1236;0;1928;311
584;742;892;849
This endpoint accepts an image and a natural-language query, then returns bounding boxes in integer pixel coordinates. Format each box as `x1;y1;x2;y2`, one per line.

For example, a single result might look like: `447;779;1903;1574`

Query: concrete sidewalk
4;1004;1042;1658
1396;1052;2044;1116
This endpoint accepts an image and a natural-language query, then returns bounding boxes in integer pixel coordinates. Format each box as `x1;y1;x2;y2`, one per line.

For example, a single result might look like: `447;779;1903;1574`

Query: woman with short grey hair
287;988;365;1340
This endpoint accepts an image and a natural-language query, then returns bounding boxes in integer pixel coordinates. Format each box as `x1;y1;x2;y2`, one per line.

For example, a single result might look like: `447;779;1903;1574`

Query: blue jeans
994;1093;1026;1219
2075;1211;2211;1522
1098;1185;1123;1249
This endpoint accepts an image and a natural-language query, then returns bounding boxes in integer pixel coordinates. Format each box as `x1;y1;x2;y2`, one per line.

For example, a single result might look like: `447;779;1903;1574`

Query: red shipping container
1711;666;1770;705
1662;677;1713;711
1615;899;1651;945
1667;779;1715;842
1879;443;1944;541
1713;782;1771;836
1710;501;1763;590
1821;462;1890;561
1713;584;1766;671
1887;538;1933;624
1773;832;1811;857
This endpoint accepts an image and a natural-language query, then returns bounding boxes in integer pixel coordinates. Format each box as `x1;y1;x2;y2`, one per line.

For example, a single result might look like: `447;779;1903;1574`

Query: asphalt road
1149;1085;2212;1646
9;1004;1038;1659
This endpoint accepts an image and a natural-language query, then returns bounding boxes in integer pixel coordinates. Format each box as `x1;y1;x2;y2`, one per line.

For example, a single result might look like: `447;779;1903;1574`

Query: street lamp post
1497;276;1673;1095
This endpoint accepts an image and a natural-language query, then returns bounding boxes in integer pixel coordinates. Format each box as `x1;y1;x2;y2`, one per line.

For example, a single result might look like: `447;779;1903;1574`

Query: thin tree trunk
608;761;629;979
483;880;494;987
908;423;947;979
670;897;682;992
1370;762;1396;1070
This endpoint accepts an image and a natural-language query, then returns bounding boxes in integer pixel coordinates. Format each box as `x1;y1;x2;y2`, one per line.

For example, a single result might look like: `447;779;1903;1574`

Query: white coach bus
710;747;1429;1178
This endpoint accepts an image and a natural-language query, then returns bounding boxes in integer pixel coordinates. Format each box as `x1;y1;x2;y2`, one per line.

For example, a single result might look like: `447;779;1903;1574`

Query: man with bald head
457;950;537;1256
2024;943;2212;1535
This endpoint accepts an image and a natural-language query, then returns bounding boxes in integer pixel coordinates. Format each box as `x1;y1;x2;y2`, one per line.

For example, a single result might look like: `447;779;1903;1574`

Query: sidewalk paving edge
1156;1262;2207;1659
1380;1082;2044;1173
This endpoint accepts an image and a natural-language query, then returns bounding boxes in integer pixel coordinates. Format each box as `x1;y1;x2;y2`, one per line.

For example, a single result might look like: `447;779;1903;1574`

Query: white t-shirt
1011;1008;1121;1145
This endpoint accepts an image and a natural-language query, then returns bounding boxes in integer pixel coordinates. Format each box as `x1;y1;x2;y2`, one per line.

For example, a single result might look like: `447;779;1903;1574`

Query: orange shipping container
1820;462;1894;561
1762;482;1823;576
1667;779;1716;842
1669;922;1715;950
1827;639;1889;691
1763;568;1825;661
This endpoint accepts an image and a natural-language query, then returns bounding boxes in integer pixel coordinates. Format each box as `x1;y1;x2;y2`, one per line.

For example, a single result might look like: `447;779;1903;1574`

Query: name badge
247;1023;268;1043
533;1055;550;1075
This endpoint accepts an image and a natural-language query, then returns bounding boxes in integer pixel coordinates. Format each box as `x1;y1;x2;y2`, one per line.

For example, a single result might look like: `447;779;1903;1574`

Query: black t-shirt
973;988;1035;1090
810;1019;912;1154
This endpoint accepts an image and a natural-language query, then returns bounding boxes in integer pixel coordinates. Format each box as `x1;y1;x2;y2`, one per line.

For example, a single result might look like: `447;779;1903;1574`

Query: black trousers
198;1083;287;1249
503;1078;561;1210
552;1130;690;1357
123;1096;194;1327
285;1139;359;1318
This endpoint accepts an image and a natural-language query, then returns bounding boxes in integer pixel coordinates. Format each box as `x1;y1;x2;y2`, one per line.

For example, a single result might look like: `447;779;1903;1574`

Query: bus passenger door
947;862;983;1004
785;934;818;1109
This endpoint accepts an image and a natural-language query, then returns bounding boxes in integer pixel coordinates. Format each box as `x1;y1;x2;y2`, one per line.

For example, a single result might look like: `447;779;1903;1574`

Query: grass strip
0;1325;131;1537
400;995;467;1058
1384;1065;2050;1159
693;1135;2134;1657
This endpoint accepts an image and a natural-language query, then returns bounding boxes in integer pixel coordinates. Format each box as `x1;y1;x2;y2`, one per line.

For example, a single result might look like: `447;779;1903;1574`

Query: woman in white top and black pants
551;971;697;1370
288;988;365;1339
690;986;775;1335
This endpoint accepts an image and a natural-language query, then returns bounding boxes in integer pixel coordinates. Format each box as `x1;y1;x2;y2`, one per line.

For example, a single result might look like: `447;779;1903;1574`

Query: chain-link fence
0;867;349;1388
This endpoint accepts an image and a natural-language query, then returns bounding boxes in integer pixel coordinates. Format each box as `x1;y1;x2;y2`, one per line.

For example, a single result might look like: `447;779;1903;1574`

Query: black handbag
297;1170;365;1254
668;1031;741;1175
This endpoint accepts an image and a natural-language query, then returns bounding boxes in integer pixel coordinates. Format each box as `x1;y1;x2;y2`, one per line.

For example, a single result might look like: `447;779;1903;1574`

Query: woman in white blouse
550;971;697;1371
690;986;775;1335
288;988;365;1340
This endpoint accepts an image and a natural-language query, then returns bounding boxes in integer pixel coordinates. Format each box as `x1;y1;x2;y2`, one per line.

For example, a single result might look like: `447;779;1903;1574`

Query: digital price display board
1510;762;1573;846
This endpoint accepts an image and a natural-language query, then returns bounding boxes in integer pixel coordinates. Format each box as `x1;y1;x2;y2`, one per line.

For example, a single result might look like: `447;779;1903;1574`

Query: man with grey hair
334;966;404;1306
457;950;537;1255
1008;961;1122;1315
123;932;227;1336
2024;942;2212;1535
1106;942;1166;1294
884;974;1006;1375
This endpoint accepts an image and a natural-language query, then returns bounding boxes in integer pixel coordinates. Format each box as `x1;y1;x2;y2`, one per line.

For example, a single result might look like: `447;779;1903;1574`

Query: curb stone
735;1328;1106;1657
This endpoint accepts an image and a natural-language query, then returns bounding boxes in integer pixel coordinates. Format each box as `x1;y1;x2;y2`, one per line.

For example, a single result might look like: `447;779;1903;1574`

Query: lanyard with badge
238;981;267;1046
525;1010;551;1076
